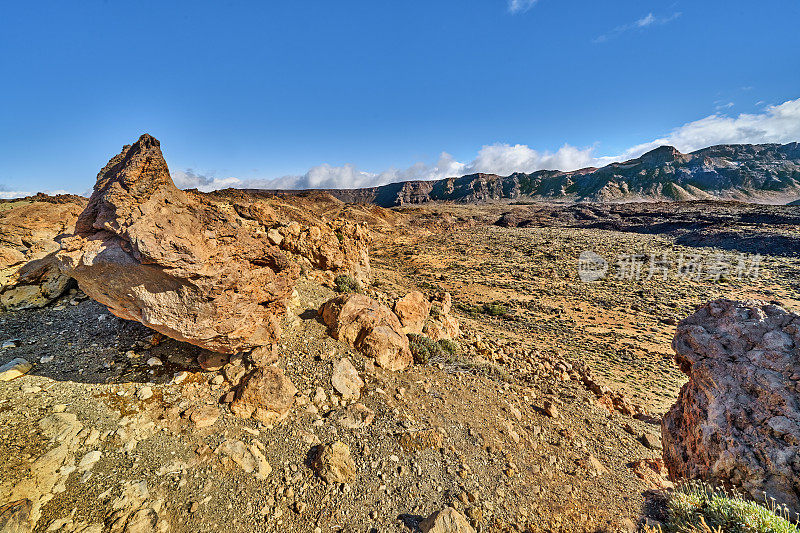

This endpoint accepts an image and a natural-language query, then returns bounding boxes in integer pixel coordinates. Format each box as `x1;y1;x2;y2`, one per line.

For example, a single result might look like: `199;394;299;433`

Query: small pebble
137;386;154;400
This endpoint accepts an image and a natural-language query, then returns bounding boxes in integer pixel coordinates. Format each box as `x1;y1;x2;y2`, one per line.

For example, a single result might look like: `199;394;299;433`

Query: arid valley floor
1;193;799;532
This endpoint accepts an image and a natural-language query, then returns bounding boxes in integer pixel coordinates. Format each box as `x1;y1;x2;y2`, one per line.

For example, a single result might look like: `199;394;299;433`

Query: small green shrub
482;302;507;316
407;334;444;364
407;335;462;365
653;481;800;533
437;339;461;357
334;275;361;294
455;301;508;318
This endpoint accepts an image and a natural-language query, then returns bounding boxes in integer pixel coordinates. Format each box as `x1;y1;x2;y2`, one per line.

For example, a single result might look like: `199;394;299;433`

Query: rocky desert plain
1;134;799;533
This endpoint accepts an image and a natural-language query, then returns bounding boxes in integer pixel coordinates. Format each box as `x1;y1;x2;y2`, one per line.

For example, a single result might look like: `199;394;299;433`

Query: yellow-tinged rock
0;358;32;381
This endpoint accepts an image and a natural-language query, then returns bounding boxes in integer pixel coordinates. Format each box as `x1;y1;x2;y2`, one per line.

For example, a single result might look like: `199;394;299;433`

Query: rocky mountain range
252;142;800;207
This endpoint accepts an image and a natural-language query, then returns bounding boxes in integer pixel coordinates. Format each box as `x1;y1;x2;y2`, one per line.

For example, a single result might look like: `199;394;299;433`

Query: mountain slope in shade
249;142;800;207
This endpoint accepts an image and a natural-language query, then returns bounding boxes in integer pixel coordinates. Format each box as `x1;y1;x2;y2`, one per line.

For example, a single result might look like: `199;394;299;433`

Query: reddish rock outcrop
0;198;85;310
662;299;800;511
423;292;461;341
632;458;673;491
278;220;370;287
310;441;356;484
57;134;293;353
394;291;431;335
56;134;369;354
320;293;412;371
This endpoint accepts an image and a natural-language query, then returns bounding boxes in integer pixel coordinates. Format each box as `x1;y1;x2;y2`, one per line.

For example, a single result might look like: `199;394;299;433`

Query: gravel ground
3;201;797;533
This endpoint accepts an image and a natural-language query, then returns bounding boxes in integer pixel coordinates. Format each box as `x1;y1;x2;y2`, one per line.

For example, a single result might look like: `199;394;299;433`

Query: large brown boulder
57;134;369;354
392;290;461;340
662;299;800;511
0;197;85;311
278;220;370;287
320;293;412;371
394;291;431;335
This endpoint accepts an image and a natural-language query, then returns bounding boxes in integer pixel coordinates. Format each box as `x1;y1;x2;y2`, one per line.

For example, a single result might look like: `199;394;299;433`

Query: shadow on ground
0;297;202;386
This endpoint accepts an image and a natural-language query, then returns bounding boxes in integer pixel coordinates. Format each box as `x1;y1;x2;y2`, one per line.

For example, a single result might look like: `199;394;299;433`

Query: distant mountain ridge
248;142;800;207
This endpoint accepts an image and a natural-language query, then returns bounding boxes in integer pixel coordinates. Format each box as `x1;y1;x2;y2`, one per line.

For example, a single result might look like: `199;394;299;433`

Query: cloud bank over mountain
616;98;800;160
0;184;69;199
172;97;800;192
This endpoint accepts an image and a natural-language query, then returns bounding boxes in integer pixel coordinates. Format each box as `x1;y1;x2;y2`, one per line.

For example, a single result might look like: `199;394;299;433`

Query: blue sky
1;0;799;195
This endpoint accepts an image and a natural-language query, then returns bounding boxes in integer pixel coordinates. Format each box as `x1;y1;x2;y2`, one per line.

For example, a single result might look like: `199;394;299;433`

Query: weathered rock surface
419;507;476;533
56;134;369;354
423;292;461;341
0;499;33;533
662;299;800;511
106;480;170;533
394;291;431;335
0;412;84;532
247;344;278;368
216;440;272;480
336;403;375;430
230;366;297;426
278;220;371;287
310;441;356;484
320;294;412;371
331;357;364;400
0;197;85;311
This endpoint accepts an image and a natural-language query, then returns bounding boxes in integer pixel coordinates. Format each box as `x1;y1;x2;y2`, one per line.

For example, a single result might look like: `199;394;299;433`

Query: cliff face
260;143;800;207
568;142;800;203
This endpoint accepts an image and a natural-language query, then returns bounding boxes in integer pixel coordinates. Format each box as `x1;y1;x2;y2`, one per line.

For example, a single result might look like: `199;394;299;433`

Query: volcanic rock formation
662;299;800;511
0;196;86;311
320;293;413;371
57;134;369;354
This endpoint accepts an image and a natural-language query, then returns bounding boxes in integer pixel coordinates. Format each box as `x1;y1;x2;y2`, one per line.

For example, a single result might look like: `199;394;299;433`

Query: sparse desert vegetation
1;136;799;532
334;274;362;294
648;482;800;533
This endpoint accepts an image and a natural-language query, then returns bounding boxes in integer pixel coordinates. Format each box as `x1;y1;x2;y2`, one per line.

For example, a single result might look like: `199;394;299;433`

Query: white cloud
594;11;681;43
0;191;34;199
636;13;656;27
171;169;243;192
170;144;600;192
615;97;800;160
164;97;800;192
171;153;469;192
508;0;537;14
464;143;598;175
0;187;69;199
